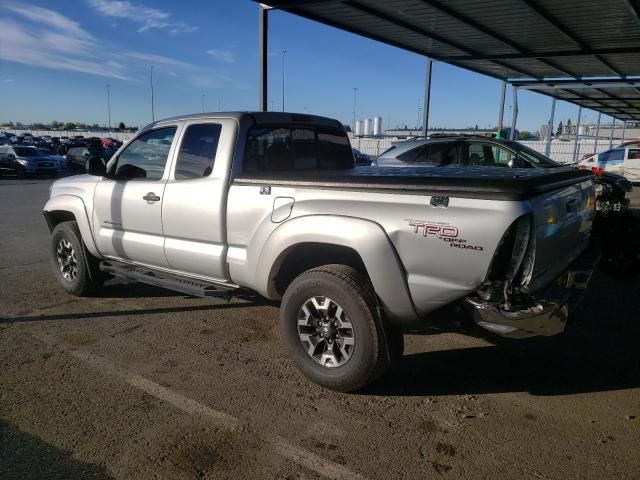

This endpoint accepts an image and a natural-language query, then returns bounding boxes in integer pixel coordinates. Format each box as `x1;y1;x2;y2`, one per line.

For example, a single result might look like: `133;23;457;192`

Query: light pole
106;83;111;133
352;87;358;132
150;66;155;122
201;94;205;113
282;50;287;112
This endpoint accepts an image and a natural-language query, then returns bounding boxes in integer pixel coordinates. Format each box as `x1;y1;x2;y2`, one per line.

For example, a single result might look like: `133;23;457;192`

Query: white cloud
0;2;238;91
123;51;194;69
87;0;197;34
206;48;235;63
0;3;131;80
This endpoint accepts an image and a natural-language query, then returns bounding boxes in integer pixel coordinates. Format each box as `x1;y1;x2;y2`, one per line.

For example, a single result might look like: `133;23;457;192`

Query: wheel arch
43;195;100;257
256;215;419;325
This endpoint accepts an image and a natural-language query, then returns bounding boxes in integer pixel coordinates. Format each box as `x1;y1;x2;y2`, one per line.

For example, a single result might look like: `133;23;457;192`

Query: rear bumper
465;243;600;339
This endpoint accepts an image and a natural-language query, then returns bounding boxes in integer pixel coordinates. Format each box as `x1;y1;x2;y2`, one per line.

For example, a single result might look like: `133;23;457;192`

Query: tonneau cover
235;166;593;201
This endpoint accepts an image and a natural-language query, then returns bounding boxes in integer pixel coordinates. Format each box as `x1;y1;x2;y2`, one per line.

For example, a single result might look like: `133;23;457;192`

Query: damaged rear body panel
465;179;599;338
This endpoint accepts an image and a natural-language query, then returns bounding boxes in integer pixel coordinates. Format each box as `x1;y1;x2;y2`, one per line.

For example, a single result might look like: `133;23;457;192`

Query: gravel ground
1;176;639;480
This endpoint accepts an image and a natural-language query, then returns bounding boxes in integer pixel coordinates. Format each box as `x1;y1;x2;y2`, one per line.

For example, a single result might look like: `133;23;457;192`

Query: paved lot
1;177;639;480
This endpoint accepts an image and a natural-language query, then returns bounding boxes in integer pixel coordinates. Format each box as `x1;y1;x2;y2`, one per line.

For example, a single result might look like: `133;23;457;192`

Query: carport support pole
594;112;602;153
609;119;615;149
509;86;518;141
545;97;556;157
258;4;269;112
421;59;433;137
572;106;582;163
621;121;627;142
498;81;506;132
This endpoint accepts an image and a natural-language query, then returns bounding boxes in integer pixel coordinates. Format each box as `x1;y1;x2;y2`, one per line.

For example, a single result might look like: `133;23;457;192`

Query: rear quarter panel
226;184;530;317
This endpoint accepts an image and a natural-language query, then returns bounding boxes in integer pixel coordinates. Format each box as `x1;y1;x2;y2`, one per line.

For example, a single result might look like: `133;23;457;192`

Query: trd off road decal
407;220;484;252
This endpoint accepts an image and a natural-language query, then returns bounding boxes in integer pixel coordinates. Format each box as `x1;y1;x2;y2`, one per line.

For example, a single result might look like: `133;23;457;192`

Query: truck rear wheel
50;221;104;296
280;264;401;392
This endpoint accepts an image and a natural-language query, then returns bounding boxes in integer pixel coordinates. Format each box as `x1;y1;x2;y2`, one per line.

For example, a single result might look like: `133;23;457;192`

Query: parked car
66;146;115;172
0;145;60;177
352;148;372;166
579;145;640;184
44;112;600;392
374;136;561;169
35;148;68;169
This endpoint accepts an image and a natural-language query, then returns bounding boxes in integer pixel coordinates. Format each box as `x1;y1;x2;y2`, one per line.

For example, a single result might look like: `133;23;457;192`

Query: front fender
43;195;100;257
256;215;419;324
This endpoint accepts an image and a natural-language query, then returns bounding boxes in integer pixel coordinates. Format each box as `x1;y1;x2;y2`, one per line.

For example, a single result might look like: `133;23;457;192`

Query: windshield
35;149;51;156
510;142;561;168
14;147;39;157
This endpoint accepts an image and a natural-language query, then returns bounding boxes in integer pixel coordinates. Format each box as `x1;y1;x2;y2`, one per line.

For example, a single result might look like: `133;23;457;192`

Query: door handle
143;192;161;202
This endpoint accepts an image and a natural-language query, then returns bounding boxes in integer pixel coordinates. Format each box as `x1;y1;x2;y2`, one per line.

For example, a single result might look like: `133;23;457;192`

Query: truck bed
235;166;593;201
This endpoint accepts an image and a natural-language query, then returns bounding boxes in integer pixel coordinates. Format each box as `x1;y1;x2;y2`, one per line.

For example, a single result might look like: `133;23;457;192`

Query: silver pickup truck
44;112;598;392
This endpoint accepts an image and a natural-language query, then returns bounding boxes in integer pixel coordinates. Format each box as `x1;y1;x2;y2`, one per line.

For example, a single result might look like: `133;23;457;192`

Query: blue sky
0;0;609;131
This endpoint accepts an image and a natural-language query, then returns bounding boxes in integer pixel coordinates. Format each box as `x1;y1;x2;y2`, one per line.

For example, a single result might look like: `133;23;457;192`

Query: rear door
92;125;179;268
161;119;237;280
622;149;640;182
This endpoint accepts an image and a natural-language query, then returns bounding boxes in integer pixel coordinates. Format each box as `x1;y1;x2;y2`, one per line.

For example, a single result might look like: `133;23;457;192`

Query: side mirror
7;154;15;160
87;156;106;176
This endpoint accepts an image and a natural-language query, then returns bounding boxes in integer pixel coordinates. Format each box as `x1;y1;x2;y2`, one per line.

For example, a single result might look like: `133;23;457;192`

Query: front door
92;126;179;268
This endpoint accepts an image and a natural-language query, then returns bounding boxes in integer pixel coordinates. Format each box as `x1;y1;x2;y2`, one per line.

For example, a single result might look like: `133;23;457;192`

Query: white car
579;145;640;183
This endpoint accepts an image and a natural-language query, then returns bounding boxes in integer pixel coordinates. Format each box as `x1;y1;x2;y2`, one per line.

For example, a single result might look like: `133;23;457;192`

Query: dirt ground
1;177;639;480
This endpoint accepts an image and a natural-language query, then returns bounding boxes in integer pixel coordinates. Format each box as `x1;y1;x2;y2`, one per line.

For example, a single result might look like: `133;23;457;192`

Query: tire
50;221;104;296
280;264;402;392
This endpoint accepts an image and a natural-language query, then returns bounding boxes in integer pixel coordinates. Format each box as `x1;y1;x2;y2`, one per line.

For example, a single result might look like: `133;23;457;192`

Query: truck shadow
0;298;273;324
1;420;114;480
370;271;640;397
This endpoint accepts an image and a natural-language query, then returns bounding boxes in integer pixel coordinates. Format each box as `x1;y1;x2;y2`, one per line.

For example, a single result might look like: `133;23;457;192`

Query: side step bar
99;260;236;298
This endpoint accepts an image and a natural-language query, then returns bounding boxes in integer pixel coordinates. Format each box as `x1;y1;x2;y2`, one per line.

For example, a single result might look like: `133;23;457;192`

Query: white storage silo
364;118;372;136
355;120;364;137
373;116;382;136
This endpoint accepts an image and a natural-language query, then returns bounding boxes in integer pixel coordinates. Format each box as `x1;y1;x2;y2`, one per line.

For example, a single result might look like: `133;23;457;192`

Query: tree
63;122;76;130
556;121;563;136
118;121;126;130
518;131;531;140
474;124;479;130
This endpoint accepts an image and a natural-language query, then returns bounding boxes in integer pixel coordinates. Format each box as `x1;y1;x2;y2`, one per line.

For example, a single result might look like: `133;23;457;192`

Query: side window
600;149;624;162
174;123;222;179
397;145;428;163
628;149;640;160
245;127;291;172
110;127;176;180
243;126;353;172
428;142;460;166
292;128;317;170
466;142;486;166
489;145;516;167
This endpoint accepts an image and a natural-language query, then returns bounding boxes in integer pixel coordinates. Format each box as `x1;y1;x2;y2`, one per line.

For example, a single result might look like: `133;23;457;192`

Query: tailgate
525;178;595;293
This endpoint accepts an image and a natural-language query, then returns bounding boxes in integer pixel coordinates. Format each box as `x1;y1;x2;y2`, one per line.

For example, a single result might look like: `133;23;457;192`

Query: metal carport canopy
256;0;640;122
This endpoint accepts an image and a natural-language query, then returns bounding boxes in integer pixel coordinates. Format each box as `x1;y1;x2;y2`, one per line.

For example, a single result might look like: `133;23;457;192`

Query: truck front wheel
280;264;401;392
50;221;104;296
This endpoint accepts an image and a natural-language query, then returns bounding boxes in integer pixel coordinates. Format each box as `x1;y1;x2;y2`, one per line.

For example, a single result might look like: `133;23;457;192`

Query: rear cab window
244;125;353;173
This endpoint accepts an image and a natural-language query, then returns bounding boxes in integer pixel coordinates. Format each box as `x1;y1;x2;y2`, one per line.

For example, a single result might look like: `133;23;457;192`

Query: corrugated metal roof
258;0;640;121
